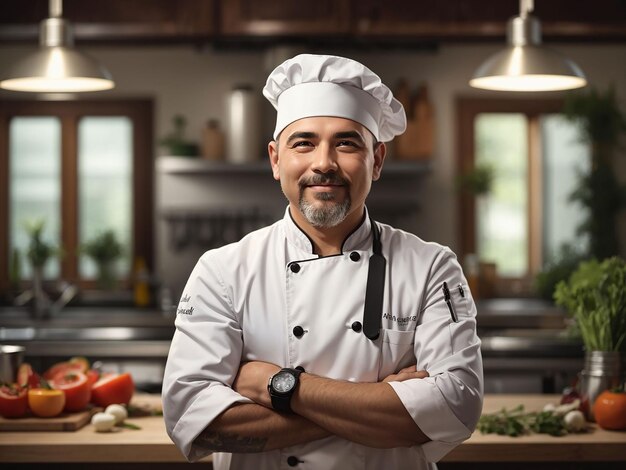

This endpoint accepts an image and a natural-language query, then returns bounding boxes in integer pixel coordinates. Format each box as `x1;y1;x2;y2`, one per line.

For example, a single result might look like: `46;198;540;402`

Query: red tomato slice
17;363;41;389
86;369;100;388
0;383;28;418
51;371;91;412
91;373;135;407
43;361;85;380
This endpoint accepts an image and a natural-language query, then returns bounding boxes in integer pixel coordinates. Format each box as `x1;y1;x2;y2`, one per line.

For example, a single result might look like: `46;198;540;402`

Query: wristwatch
267;367;304;413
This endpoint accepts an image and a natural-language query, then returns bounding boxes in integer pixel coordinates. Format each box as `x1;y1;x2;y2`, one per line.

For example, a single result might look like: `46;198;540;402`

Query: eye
292;141;313;149
337;140;363;151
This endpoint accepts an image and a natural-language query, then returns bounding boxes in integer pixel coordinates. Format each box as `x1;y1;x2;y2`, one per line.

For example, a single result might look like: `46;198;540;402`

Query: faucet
13;271;78;319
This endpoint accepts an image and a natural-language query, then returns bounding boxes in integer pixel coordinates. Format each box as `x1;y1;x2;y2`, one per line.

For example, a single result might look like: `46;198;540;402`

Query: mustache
298;174;349;188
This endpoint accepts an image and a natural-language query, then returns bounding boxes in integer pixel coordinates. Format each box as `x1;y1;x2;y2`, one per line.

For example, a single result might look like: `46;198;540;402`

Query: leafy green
478;406;567;437
24;220;60;268
457;163;495;196
563;86;626;260
81;230;124;263
554;257;626;352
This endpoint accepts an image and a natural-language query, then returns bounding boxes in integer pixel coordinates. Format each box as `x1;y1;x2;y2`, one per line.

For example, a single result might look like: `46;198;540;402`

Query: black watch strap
269;367;304;413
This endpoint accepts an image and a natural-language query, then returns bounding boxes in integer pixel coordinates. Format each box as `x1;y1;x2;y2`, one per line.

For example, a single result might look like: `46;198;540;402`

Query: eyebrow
285;132;317;145
285;130;366;146
334;131;366;144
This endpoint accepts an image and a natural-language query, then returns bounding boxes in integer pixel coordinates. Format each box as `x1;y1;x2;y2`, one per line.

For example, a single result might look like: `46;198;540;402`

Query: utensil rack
162;207;275;251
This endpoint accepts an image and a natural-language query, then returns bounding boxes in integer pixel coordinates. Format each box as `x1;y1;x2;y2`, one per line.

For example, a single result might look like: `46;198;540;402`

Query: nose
311;144;338;174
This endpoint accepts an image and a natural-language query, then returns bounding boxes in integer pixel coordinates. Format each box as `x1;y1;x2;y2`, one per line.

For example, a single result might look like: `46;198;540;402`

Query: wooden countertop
445;394;626;462
1;394;625;463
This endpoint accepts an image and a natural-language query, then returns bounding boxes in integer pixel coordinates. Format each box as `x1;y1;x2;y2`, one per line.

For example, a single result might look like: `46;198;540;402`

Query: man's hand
233;361;279;407
382;365;429;383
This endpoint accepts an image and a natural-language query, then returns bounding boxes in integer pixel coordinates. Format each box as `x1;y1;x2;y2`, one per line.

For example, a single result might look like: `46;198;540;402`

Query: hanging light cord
520;0;534;17
50;0;62;18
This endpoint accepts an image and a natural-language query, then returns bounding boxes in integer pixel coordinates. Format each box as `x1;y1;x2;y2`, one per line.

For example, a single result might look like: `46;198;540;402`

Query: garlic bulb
91;412;116;432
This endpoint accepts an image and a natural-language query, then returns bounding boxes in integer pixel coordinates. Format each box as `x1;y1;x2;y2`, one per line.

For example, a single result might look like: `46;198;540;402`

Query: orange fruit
28;388;65;418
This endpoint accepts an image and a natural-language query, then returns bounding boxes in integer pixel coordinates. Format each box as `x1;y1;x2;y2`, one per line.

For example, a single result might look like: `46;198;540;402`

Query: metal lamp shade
0;2;114;93
470;6;586;92
0;47;114;92
470;45;587;92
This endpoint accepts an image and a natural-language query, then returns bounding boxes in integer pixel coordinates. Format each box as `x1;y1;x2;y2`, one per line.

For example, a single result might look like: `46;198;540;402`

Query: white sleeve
162;252;253;462
388;248;484;462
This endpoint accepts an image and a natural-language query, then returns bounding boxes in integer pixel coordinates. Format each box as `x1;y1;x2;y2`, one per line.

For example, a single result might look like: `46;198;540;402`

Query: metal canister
0;344;25;383
579;351;624;421
226;85;262;164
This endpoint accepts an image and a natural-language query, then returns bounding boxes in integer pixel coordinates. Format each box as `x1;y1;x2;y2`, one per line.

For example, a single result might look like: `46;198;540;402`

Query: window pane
541;114;590;263
78;117;133;280
475;113;528;277
9;117;61;279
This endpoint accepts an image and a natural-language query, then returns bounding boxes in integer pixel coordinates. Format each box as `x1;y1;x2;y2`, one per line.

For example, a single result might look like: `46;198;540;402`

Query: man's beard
298;174;351;228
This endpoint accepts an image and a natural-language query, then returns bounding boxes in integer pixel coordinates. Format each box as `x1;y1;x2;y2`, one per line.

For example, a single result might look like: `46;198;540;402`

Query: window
0;99;153;292
457;98;590;295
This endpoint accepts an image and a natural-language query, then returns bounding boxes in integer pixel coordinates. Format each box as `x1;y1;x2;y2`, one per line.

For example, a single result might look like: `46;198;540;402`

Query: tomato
0;383;28;418
28;388;65;418
91;373;134;407
51;371;91;412
86;369;100;388
17;363;41;389
69;356;90;372
43;361;85;380
594;390;626;430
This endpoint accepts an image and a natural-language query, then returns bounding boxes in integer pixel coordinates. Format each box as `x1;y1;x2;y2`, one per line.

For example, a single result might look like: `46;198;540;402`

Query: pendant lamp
469;0;586;92
0;0;114;93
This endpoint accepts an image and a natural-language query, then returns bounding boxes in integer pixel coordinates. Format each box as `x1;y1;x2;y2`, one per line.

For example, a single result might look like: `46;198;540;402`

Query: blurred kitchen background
0;0;625;395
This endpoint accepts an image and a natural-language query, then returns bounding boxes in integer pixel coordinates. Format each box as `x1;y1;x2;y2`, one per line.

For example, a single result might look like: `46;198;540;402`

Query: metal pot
0;344;25;383
579;350;624;421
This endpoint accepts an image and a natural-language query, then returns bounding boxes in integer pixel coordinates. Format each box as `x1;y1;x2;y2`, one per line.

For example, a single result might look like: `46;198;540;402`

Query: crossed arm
194;362;430;453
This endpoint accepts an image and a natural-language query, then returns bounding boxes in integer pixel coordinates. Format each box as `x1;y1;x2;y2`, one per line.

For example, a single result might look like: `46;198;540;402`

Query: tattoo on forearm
195;429;268;453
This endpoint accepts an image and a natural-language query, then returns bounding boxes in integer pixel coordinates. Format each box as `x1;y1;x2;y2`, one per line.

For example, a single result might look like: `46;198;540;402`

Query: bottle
202;119;225;161
133;257;150;308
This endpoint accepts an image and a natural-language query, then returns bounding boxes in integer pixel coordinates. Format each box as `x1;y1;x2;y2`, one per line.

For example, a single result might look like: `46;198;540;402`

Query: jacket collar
283;206;372;255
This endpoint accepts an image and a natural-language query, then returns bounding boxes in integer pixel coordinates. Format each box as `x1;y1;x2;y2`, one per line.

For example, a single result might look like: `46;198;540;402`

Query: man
163;54;483;470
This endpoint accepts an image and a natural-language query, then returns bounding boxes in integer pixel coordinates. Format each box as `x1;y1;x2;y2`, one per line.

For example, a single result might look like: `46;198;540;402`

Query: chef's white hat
263;54;407;142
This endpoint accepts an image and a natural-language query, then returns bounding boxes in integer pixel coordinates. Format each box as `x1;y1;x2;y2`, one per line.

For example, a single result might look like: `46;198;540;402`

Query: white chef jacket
163;207;483;470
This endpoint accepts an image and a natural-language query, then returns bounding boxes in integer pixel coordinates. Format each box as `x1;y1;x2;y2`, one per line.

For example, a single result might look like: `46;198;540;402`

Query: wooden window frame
456;97;565;296
0;99;153;292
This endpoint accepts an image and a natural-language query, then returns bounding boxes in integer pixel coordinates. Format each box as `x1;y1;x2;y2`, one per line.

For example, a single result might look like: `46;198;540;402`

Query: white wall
1;42;625;294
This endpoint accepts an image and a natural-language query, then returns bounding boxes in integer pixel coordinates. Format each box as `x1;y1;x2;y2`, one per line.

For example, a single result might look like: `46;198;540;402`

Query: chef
162;54;483;470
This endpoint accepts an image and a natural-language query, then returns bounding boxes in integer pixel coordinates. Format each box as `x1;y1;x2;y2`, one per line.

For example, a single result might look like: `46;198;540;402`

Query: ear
268;141;280;181
372;142;386;181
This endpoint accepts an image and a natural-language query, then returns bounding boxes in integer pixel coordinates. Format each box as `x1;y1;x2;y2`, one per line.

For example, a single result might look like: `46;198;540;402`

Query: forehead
280;116;372;141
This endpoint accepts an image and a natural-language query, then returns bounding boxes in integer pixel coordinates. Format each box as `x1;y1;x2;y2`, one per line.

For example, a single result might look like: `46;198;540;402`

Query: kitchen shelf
157;156;431;176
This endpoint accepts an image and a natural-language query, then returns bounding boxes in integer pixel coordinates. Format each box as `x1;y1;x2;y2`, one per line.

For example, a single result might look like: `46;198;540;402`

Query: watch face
272;371;296;393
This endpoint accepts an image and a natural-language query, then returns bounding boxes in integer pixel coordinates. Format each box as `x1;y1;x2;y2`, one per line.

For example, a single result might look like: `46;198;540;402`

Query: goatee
298;174;351;228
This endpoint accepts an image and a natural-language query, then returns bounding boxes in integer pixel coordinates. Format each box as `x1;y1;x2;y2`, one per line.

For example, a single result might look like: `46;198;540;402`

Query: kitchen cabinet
0;0;218;43
352;0;626;40
3;0;624;44
220;0;351;36
219;0;626;42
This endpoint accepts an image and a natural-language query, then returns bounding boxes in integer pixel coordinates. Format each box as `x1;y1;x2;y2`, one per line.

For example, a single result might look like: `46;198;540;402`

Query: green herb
24;220;60;268
478;406;567;437
554;257;626;352
127;403;163;417
530;411;567;437
119;422;141;430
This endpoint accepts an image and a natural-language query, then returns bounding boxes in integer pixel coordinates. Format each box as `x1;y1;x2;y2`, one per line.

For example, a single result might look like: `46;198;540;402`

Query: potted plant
159;114;199;157
23;220;62;318
563;86;626;260
457;162;495;197
81;230;124;290
554;257;626;420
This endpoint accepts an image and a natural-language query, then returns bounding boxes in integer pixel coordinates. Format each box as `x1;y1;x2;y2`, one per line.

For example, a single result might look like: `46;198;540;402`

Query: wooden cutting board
0;408;99;432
